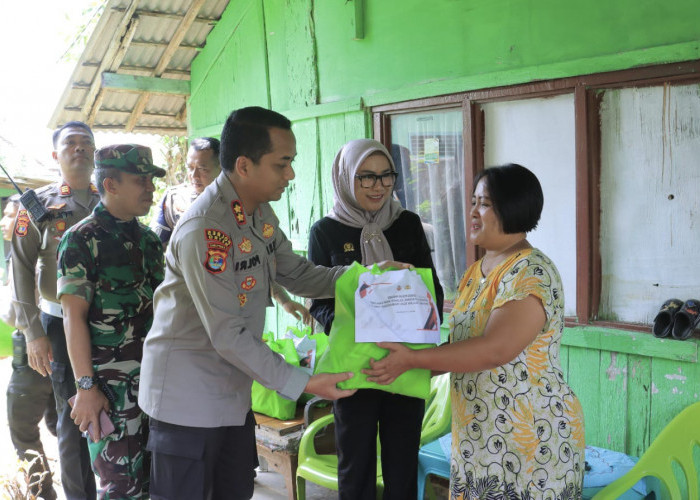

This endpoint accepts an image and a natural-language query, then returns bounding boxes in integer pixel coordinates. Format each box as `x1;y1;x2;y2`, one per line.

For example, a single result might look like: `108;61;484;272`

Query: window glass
390;109;466;301
599;84;700;323
483;94;577;317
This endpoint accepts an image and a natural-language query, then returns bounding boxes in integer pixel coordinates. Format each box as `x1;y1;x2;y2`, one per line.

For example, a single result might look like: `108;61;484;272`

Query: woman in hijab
308;138;443;499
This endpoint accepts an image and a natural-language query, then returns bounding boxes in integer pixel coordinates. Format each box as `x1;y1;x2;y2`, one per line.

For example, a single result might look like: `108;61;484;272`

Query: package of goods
316;262;439;399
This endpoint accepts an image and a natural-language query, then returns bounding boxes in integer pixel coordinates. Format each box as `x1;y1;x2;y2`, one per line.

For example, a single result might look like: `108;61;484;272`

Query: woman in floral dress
365;164;585;500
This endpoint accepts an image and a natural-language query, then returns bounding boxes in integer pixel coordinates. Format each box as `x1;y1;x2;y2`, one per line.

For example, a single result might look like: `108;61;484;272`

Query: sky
0;0;164;179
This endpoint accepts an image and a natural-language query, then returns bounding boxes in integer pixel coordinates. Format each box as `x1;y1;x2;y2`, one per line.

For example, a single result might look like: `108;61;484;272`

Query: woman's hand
363;342;415;384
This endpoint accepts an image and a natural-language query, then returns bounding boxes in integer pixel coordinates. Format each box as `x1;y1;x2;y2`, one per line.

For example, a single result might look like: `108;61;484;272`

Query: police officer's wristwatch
75;375;97;391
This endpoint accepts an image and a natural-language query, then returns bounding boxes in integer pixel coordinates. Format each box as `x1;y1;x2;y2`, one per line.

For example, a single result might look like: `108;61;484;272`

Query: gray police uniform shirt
139;171;345;428
150;183;197;244
11;181;100;342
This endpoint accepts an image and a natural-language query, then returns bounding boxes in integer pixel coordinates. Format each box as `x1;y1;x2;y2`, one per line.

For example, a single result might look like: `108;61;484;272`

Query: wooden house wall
184;0;700;457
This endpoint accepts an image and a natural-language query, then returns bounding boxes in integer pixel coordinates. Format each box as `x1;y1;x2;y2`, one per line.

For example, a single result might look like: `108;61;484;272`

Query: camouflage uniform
57;145;165;500
150;183;197;244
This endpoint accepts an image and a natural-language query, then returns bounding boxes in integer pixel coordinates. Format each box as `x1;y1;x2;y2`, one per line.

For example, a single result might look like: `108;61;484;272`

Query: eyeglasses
355;172;398;188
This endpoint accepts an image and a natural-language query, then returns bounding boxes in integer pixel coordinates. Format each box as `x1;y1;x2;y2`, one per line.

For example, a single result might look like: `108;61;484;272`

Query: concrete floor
0;356;336;499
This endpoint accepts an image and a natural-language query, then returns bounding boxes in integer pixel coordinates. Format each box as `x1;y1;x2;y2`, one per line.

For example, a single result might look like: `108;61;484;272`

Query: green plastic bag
251;335;300;419
316;262;437;399
283;326;331;405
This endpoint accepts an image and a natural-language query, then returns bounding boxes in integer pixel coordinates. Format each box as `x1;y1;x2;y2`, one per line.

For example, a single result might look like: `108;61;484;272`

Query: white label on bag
354;268;440;344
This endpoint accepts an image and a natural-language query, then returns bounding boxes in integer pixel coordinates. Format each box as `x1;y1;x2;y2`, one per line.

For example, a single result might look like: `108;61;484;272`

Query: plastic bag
251;334;300;419
316;262;437;399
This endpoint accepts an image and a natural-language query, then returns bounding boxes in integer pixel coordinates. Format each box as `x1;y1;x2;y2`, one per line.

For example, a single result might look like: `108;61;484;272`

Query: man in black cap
57;144;165;498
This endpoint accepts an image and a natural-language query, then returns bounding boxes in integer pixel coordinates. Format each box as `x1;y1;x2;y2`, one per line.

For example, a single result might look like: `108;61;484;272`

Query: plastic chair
417;373;451;499
592;401;700;499
295;413;384;499
296;375;452;500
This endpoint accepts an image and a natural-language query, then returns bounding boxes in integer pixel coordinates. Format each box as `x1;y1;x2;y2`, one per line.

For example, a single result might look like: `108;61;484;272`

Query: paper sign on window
424;138;439;164
354;268;441;344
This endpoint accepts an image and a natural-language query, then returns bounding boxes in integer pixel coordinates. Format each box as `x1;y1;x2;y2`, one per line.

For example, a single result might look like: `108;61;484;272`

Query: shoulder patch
203;228;233;274
14;209;30;237
231;200;246;225
262;223;274;239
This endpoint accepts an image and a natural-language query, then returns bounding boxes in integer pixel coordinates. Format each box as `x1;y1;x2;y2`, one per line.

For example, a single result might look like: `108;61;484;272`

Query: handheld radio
0;162;50;222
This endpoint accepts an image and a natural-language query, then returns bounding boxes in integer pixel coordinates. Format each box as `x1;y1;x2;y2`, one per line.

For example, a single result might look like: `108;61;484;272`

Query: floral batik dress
448;248;585;500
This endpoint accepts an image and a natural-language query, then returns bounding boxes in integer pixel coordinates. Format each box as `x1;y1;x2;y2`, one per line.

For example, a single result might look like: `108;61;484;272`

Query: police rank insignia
262;223;274;239
14;209;30;237
238;293;247;307
241;276;256;290
238;237;252;253
89;184;99;194
343;242;355;252
59;184;71;196
203;228;233;274
231;200;246;225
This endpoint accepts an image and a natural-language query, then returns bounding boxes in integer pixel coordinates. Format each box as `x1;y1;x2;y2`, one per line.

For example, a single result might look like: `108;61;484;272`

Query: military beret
94;144;166;177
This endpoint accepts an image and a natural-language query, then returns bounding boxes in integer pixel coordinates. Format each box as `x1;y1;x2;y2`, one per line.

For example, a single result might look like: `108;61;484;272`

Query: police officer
140;107;385;499
11;121;98;500
58;144;165;499
151;136;314;325
2;195;58;500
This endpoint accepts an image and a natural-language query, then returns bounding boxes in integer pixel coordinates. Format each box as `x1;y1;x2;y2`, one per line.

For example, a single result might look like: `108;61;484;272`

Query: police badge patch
14;209;30;237
241;276;256;290
238;237;252;253
203;228;233;274
262;223;274;239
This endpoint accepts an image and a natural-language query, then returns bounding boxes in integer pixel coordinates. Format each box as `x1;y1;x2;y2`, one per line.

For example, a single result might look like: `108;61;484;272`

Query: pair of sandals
652;298;700;340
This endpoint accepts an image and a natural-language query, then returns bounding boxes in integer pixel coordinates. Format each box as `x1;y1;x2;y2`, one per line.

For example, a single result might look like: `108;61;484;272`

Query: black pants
334;389;424;500
6;333;58;499
147;411;258;500
41;312;97;500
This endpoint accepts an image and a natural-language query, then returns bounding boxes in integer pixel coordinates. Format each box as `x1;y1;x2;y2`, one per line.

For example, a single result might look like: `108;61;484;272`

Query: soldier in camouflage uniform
57;144;165;499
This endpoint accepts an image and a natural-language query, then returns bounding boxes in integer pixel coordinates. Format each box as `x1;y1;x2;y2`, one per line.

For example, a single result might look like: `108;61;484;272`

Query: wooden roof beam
125;0;206;132
102;73;190;95
82;4;141;122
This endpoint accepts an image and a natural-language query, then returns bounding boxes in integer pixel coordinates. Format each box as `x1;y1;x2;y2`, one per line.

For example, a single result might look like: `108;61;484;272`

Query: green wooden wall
185;0;700;456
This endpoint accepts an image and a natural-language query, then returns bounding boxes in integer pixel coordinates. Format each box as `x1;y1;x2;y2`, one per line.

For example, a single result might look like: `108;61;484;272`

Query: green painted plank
626;354;652;457
649;358;698;445
566;346;602;448
317;114;348;214
282;98;364;123
559;345;569;378
562;326;698;362
288;119;320;249
101;73;190;95
598;351;628;451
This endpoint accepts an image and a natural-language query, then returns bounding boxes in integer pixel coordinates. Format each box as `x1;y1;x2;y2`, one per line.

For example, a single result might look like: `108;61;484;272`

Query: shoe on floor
671;299;700;340
652;298;683;338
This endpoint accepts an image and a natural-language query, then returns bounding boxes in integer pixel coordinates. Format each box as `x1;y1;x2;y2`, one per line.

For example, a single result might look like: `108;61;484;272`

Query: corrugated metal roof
49;0;230;136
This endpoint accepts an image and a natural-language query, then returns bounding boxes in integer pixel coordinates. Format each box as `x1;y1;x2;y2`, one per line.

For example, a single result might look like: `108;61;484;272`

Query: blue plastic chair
417;374;451;499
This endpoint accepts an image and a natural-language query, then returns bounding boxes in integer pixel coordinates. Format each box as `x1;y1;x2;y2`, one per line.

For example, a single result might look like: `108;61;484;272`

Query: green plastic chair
592;401;700;500
295;374;452;500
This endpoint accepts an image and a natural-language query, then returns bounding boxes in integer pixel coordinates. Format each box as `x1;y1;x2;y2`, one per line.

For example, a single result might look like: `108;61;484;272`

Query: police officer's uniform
150;183;197;245
11;181;99;500
139;171;345;499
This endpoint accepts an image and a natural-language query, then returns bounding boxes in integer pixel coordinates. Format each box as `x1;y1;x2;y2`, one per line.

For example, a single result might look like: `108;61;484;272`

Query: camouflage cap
94;144;166;177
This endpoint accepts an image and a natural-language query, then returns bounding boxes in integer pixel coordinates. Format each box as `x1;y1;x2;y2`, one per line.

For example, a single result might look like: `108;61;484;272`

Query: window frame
373;60;700;329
